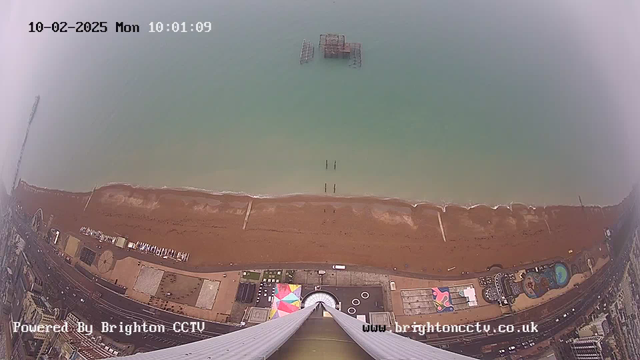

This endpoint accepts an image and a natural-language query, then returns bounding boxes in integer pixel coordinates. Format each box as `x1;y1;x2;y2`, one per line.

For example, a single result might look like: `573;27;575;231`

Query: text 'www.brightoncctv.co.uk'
362;322;539;336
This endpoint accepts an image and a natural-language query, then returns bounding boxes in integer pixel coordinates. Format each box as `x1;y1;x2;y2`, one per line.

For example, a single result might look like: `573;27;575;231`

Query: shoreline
12;180;632;276
18;180;635;209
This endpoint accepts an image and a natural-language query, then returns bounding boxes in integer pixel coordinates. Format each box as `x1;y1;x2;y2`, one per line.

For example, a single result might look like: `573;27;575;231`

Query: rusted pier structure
319;34;348;58
349;42;362;68
318;34;362;68
299;39;314;64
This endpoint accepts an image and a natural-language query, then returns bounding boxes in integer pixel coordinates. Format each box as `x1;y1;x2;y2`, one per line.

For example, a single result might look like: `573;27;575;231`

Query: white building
569;336;605;360
578;313;609;337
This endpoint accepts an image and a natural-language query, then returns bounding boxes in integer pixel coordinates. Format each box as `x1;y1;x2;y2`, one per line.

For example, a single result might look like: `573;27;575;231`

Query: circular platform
303;291;338;309
97;250;114;274
482;286;499;303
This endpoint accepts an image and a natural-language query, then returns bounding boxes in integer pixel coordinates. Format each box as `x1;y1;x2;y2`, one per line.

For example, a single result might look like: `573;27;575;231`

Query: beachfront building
569;336;605;360
21;291;56;358
578;313;610;338
109;302;472;360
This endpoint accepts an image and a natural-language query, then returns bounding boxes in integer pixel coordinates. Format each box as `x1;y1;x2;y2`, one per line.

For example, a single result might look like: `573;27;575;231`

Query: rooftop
30;293;52;315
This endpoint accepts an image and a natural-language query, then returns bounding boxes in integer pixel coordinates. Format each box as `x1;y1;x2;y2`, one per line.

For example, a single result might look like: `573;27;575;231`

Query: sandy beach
13;181;631;276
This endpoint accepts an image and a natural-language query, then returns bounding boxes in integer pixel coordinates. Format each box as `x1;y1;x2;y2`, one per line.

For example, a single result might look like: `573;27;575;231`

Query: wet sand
13;182;631;276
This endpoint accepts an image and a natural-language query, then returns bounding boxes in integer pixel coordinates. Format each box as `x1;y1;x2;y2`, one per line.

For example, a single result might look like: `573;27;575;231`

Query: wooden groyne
300;39;314;64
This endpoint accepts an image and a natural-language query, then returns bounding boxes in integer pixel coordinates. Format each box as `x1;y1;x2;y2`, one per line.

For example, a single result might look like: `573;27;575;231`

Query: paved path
15;221;239;353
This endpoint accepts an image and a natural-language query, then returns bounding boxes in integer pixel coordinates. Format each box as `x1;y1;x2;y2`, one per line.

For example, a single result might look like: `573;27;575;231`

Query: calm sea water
1;1;639;205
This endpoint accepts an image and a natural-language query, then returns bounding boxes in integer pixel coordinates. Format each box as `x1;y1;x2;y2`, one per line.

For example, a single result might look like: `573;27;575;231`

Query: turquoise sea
1;1;639;205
